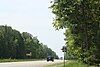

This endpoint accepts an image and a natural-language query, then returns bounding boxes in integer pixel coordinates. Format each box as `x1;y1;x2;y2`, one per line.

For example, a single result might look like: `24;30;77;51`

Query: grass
47;60;99;67
65;60;88;67
0;58;39;63
47;60;89;67
0;59;18;62
47;62;63;67
65;60;98;67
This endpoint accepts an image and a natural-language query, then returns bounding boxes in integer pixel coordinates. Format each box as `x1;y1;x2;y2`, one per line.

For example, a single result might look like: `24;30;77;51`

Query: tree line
51;0;100;65
0;25;58;59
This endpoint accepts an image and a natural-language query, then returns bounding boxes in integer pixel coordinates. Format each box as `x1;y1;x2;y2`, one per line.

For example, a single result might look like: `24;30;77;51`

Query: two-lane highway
0;60;63;67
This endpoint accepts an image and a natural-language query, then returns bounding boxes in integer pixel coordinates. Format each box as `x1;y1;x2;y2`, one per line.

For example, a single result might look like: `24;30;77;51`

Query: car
47;56;54;62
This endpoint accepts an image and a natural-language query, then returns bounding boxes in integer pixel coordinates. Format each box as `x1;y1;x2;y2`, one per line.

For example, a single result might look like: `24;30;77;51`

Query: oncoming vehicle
47;56;54;62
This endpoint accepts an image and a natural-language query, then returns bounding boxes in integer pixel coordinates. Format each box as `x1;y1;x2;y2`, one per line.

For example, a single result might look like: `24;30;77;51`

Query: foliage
65;60;88;67
51;0;100;64
0;25;58;59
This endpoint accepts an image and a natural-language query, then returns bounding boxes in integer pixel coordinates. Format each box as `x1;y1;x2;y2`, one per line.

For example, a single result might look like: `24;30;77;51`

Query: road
0;60;63;67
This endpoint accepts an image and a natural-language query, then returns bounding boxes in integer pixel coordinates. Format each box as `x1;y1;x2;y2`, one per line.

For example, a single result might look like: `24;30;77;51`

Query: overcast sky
0;0;65;57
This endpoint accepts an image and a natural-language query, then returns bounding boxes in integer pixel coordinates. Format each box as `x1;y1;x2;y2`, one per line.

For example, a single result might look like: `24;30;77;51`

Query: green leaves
0;25;58;59
51;0;100;64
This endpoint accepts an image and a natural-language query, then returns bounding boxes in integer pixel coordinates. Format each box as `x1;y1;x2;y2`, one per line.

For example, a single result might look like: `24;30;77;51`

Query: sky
0;0;65;57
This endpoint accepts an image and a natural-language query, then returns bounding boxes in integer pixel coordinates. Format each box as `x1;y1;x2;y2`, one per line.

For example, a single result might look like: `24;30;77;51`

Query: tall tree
51;0;100;64
0;25;25;59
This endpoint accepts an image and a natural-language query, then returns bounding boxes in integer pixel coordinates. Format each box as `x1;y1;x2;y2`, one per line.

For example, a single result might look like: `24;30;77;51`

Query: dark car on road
47;56;54;62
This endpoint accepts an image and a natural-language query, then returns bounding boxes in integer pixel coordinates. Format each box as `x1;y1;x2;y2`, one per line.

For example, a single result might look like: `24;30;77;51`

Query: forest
0;25;58;59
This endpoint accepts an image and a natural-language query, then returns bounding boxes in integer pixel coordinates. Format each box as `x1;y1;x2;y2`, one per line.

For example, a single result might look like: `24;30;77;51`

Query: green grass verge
47;60;89;67
47;60;98;67
0;59;18;62
65;60;88;67
47;63;63;67
0;58;40;63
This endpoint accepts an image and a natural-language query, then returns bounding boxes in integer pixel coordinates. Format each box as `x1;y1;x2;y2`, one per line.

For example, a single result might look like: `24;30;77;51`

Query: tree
51;0;100;64
42;45;58;59
0;25;25;59
22;32;37;59
14;30;25;59
0;25;58;59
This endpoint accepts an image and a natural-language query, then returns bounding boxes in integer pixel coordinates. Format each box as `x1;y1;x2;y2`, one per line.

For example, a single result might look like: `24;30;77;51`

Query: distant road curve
0;60;63;67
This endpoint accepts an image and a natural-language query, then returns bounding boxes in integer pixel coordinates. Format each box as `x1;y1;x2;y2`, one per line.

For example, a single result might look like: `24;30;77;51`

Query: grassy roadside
0;58;41;63
47;60;96;67
47;62;63;67
65;60;88;67
65;60;97;67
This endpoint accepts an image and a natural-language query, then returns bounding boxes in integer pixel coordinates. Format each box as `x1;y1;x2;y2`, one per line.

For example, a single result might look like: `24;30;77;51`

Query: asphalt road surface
0;60;63;67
